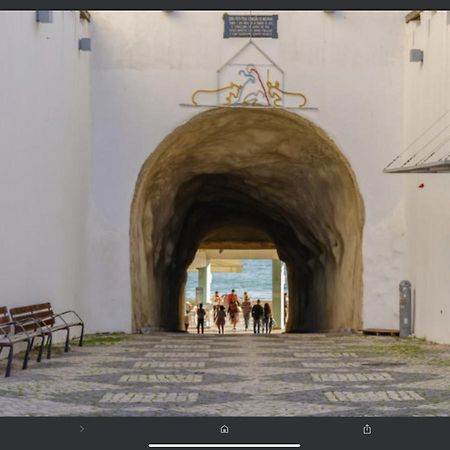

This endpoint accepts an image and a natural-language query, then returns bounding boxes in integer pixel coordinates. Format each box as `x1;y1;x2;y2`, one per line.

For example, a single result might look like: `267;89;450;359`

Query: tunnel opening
130;107;364;333
186;224;284;332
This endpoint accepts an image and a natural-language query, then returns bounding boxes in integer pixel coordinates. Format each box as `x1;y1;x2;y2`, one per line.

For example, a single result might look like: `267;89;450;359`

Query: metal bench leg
79;323;85;347
37;335;46;363
22;339;33;370
64;328;70;352
5;346;13;378
46;334;53;359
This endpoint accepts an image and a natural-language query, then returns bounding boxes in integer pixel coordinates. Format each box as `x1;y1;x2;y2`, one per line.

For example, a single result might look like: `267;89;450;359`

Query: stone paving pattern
1;329;450;416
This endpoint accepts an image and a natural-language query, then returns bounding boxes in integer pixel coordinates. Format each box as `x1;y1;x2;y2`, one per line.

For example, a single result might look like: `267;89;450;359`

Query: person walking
184;309;190;332
283;292;288;325
251;299;264;334
212;291;222;317
184;302;192;332
263;302;272;334
197;303;206;334
216;305;226;334
228;299;240;331
241;293;252;331
226;289;239;307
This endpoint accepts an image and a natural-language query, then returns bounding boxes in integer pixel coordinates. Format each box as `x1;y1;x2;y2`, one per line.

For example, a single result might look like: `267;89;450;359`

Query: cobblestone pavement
1;328;450;416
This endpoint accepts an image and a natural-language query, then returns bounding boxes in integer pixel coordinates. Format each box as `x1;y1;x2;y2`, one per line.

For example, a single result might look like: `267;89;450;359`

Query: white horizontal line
148;445;301;448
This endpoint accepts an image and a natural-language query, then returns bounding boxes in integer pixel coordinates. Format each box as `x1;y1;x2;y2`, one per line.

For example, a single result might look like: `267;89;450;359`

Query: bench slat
9;305;34;315
32;311;55;326
32;302;53;311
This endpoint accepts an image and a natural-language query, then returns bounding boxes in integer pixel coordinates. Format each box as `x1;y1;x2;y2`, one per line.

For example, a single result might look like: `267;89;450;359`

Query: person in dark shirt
197;303;206;334
251;299;264;334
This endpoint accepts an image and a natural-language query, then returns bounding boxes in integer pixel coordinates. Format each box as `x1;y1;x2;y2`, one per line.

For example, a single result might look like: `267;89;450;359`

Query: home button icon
220;425;229;434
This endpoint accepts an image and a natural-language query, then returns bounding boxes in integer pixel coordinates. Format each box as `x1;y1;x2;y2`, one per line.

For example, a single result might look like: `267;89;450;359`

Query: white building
0;10;449;343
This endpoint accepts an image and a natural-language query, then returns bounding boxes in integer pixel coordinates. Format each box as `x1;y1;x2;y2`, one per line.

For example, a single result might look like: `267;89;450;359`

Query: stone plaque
223;14;278;39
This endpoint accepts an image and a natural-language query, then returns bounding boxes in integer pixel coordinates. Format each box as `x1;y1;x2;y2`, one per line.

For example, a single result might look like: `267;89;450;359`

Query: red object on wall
418;183;425;188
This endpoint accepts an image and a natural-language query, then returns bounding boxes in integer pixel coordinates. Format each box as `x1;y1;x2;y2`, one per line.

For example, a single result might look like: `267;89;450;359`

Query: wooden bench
0;307;45;377
10;303;84;361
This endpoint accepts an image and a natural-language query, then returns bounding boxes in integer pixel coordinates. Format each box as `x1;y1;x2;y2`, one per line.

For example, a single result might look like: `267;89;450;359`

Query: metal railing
384;109;450;173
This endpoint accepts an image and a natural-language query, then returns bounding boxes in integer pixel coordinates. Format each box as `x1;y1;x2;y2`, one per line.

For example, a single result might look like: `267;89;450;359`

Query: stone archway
130;108;364;333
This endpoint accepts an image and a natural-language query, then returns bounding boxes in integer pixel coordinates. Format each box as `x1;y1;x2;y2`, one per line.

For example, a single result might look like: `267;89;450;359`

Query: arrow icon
80;425;85;433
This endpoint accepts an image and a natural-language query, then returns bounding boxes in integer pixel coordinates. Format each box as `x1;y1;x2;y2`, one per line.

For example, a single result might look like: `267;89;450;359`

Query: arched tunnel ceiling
130;107;364;333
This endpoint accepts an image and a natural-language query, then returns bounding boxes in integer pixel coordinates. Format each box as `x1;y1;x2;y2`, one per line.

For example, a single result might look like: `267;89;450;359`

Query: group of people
185;289;288;335
212;289;274;334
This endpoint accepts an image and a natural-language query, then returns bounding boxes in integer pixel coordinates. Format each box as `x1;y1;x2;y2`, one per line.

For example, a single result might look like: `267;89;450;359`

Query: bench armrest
11;320;32;339
52;310;84;325
0;322;14;343
15;316;48;336
51;313;69;327
0;321;32;341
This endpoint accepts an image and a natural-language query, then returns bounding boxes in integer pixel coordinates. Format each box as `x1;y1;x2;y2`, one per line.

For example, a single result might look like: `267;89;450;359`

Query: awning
384;110;450;173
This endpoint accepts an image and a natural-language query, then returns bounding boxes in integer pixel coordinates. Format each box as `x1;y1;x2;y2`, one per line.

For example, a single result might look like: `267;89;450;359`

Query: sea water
185;259;287;301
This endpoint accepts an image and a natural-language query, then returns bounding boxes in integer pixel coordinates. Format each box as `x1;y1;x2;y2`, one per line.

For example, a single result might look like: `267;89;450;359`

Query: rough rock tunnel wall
130;108;365;332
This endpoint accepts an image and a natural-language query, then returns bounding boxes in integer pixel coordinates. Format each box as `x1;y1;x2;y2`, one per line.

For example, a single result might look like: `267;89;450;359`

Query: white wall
88;11;406;333
0;11;91;329
402;11;450;343
405;174;450;344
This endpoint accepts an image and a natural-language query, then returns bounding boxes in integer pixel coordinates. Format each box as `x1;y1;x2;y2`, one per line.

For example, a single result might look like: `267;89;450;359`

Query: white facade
0;11;91;326
88;10;405;333
0;10;448;342
402;11;450;343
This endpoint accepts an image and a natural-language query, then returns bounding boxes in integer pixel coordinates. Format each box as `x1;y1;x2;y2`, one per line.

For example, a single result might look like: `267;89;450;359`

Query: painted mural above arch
189;40;312;109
